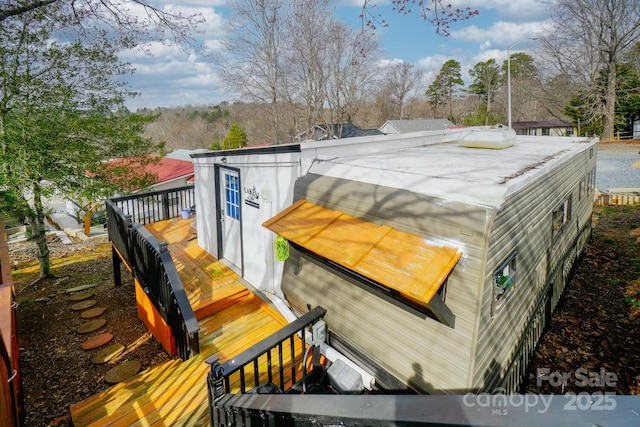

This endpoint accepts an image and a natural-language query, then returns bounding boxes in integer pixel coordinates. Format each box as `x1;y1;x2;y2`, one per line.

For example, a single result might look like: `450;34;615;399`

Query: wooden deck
70;217;291;426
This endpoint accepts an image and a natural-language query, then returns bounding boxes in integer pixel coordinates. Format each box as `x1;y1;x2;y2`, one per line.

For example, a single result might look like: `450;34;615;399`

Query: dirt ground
525;204;640;395
12;238;171;427
10;194;640;425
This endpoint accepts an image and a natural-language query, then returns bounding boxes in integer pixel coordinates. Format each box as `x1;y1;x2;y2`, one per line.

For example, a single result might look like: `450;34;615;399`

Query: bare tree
544;0;640;140
218;0;288;144
287;0;333;137
323;24;380;137
378;62;423;119
360;0;478;35
284;0;380;139
0;0;202;49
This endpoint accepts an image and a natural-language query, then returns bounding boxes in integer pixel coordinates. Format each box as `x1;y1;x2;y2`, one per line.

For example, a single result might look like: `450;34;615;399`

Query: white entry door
219;168;242;270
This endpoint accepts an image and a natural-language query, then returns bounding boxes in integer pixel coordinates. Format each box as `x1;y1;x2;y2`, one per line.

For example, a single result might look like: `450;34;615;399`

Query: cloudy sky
121;0;551;110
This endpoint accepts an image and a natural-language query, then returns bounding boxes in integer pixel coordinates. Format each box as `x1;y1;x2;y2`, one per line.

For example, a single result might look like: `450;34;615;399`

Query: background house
379;118;454;134
295;123;382;141
511;120;576;137
140;157;194;192
164;148;208;162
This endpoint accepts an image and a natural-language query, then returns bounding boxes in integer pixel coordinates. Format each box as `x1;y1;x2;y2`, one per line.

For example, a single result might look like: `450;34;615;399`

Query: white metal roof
306;130;598;209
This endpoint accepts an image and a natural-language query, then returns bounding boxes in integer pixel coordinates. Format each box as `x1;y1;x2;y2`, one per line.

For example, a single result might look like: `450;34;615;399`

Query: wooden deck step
192;287;250;321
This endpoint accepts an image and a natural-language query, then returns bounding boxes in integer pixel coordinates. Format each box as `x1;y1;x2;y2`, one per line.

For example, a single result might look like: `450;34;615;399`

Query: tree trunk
485;92;491;126
31;183;52;278
601;59;617;141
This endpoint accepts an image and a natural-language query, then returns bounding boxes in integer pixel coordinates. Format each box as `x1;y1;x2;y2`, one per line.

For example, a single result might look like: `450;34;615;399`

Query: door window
225;173;240;220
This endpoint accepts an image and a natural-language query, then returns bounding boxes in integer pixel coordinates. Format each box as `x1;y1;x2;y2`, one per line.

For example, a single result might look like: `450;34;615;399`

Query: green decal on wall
274;236;290;261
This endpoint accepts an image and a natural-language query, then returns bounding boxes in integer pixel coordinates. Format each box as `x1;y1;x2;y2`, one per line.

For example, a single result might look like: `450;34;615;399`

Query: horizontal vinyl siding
472;143;597;390
281;174;491;392
283;250;473;393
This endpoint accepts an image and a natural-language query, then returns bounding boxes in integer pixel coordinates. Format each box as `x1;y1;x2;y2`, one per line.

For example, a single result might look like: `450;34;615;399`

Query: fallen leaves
526;205;640;395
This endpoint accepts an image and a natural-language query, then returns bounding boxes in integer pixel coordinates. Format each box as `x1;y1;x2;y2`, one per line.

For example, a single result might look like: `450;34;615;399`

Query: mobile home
191;127;598;393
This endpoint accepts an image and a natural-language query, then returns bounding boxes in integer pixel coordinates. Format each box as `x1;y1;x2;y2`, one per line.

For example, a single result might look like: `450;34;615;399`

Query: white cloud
458;0;548;22
117;2;229;109
336;0;390;7
416;54;449;72
480;40;492;50
376;58;406;68
451;19;550;49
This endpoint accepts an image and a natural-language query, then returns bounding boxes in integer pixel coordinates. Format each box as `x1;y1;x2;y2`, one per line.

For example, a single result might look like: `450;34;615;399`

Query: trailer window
494;252;517;314
589;168;596;193
552;194;572;239
579;179;585;201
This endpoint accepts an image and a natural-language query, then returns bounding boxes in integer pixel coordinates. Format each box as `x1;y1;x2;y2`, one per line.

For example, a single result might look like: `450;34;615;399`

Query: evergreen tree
468;59;503;125
223;123;248;149
427;60;464;120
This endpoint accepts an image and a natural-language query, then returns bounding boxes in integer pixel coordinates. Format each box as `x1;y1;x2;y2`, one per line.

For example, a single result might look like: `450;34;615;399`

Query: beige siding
281;174;492;393
471;142;598;390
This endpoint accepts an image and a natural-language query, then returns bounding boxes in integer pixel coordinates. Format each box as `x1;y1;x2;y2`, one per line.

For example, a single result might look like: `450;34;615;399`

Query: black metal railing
106;192;199;360
110;185;195;225
106;200;133;271
207;307;327;424
206;393;639;426
130;223;200;359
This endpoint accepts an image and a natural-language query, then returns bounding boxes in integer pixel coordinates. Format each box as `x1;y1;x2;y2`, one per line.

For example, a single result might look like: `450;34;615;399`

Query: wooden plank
145;219;251;316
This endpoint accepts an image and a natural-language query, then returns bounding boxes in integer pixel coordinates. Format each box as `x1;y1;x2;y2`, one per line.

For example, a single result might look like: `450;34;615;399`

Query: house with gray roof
295;123;382;142
512;120;576;137
379;118;454;134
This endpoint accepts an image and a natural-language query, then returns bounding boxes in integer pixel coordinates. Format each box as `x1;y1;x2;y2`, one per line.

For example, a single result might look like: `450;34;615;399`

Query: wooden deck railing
594;191;640;206
106;191;199;360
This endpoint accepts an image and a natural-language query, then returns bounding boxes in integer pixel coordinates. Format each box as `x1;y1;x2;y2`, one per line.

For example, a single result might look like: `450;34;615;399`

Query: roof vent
459;126;516;149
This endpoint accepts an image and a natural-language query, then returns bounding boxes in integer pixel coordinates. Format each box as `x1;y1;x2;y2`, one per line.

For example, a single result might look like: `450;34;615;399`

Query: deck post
112;246;122;287
161;191;170;220
125;214;133;273
189;332;199;355
207;356;226;425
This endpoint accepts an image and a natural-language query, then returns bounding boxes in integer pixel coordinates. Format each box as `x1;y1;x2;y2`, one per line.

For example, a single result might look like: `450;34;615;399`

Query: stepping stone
71;299;97;311
76;318;106;334
69;290;94;302
105;360;142;384
91;343;125;365
80;306;107;319
81;333;114;350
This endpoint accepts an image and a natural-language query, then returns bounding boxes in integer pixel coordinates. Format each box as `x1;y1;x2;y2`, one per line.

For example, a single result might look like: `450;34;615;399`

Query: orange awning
263;200;462;307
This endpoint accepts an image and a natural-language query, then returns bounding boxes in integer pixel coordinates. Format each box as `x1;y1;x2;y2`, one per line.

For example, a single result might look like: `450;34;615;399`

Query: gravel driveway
596;142;640;192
